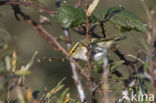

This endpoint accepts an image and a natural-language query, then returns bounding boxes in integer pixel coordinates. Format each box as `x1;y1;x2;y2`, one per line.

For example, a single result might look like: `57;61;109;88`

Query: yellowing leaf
25;88;32;102
87;0;99;17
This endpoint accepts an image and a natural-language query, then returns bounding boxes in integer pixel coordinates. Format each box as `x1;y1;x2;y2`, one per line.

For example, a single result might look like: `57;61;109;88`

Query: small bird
69;35;126;61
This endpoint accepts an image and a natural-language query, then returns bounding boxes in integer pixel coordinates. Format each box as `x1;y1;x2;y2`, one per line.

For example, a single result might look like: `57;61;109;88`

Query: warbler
69;35;126;61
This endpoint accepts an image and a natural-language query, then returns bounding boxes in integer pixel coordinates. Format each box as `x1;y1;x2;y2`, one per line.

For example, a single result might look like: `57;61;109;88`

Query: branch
100;21;106;38
112;47;136;73
102;57;109;103
70;62;87;103
0;1;56;17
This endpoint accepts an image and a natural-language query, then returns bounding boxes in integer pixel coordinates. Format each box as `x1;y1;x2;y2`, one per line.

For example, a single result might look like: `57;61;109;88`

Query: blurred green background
0;0;155;101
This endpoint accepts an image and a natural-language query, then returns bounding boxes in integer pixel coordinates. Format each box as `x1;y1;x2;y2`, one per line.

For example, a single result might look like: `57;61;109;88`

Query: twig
102;57;109;103
84;0;99;102
0;1;56;17
72;26;101;38
37;57;66;62
112;47;136;73
70;62;87;103
63;29;87;103
85;0;98;102
100;21;106;38
63;29;71;51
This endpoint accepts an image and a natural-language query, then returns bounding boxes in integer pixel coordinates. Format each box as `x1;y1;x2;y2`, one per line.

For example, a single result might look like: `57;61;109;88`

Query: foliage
101;6;148;32
0;0;155;103
56;4;148;33
56;3;86;28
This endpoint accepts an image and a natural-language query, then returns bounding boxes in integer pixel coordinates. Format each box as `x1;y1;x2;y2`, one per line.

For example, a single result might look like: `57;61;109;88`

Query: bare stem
102;57;109;103
63;29;87;103
0;1;56;17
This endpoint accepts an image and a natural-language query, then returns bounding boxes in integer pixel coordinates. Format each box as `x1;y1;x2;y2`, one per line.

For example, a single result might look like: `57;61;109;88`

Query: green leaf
0;28;11;51
110;60;124;71
56;3;86;28
24;51;38;70
58;35;66;41
144;79;151;93
137;73;146;94
46;78;65;99
32;89;40;99
140;38;150;53
15;70;31;76
127;54;144;64
101;6;148;32
57;88;70;103
92;59;103;73
89;14;100;23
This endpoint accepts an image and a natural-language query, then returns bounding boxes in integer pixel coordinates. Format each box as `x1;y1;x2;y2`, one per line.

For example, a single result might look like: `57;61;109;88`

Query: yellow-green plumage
69;35;126;61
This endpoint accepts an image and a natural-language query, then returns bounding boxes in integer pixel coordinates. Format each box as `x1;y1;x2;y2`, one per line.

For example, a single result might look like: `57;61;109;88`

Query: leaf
58;35;66;41
110;60;124;71
5;56;11;71
89;14;100;23
127;54;144;64
56;3;86;28
92;59;103;73
87;0;99;17
144;79;151;93
137;73;146;94
25;89;32;102
101;6;148;32
140;38;150;53
24;51;38;70
57;88;70;103
15;70;31;76
32;89;40;99
0;28;11;51
46;78;65;99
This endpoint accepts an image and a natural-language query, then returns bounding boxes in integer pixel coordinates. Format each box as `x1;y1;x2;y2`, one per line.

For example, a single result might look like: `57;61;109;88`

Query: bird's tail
91;34;126;44
113;35;127;42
